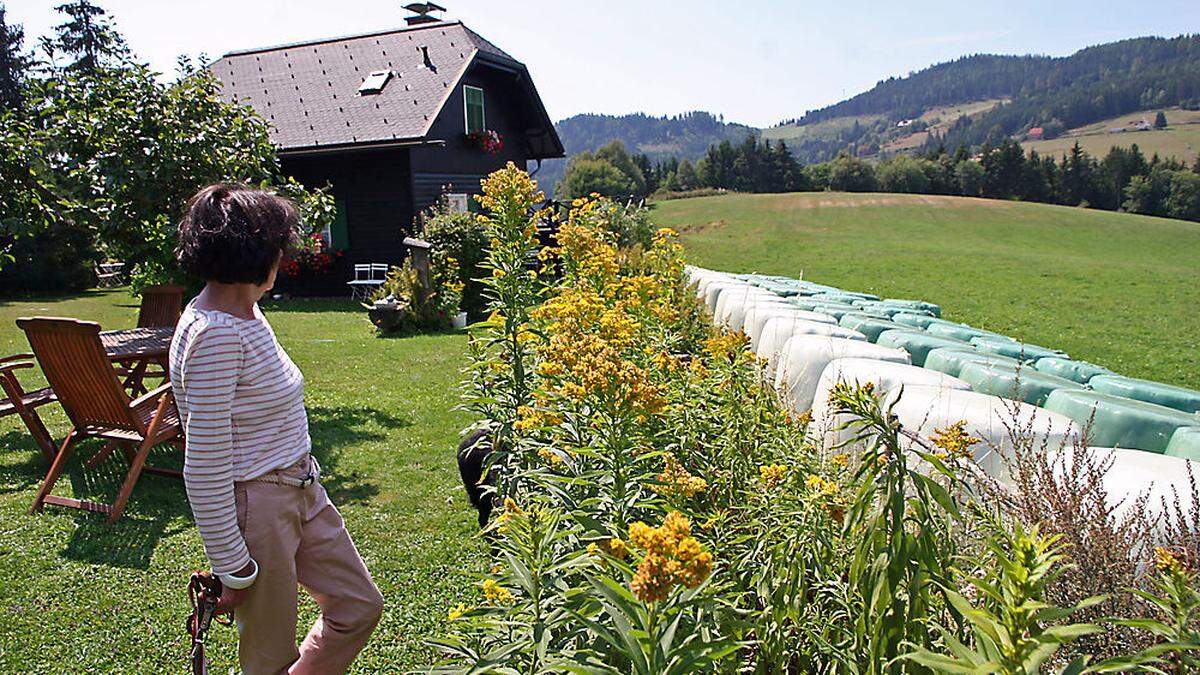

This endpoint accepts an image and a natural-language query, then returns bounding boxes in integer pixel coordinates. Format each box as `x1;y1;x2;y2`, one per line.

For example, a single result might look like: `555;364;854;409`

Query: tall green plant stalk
829;382;964;673
468;163;546;444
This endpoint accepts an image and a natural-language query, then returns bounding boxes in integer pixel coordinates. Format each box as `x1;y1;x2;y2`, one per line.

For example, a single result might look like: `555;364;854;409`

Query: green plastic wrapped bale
850;301;925;318
811;290;880;303
892;312;941;329
958;362;1083;406
1166;427;1200;460
926;322;1015;343
1033;357;1112;385
924;347;1021;378
1089;375;1200;414
1044;390;1199;453
970;335;1066;362
879;299;942;317
876;329;973;367
838;314;912;342
803;303;860;321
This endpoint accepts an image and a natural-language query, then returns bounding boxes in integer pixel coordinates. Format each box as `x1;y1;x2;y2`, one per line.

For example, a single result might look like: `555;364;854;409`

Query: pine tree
51;0;127;76
0;3;28;111
1153;111;1168;129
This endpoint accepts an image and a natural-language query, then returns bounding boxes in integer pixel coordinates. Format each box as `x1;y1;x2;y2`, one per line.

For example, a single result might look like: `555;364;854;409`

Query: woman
170;184;384;674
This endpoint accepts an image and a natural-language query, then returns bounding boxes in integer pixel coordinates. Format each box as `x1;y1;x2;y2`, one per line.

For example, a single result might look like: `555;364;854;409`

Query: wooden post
403;236;433;289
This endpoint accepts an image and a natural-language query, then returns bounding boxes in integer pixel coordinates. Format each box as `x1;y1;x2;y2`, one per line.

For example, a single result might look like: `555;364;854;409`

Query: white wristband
220;558;259;589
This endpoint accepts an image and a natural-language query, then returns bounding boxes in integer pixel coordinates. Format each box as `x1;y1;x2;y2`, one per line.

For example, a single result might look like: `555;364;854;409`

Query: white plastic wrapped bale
809;359;971;448
888;387;1081;482
703;282;752;314
756;319;868;381
744;306;839;349
714;287;786;327
696;276;737;301
774;336;909;414
725;299;801;332
1047;447;1198;536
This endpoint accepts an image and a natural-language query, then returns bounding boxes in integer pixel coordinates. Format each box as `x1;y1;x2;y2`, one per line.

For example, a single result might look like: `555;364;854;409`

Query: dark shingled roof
211;21;558;156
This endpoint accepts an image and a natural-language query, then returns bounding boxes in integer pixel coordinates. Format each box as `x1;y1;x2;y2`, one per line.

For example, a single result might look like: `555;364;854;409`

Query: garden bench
347;263;389;301
95;261;126;288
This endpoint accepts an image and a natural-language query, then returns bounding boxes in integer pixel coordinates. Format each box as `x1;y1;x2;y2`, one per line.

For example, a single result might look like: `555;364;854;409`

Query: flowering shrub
281;231;342;277
431;164;1200;673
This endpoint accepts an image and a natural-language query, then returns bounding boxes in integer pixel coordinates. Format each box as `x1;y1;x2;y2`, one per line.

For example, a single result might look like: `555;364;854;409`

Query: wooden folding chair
0;354;58;460
116;284;184;395
18;317;183;523
137;285;184;328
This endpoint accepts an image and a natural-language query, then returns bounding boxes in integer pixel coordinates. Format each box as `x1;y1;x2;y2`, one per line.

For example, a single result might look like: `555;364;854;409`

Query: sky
6;0;1200;128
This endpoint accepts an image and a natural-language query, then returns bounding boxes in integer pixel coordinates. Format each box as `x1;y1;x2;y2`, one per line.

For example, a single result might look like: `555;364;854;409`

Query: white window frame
463;85;485;133
445;193;469;213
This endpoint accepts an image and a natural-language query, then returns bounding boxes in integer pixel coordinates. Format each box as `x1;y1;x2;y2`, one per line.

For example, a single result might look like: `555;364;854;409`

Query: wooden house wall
408;64;531;216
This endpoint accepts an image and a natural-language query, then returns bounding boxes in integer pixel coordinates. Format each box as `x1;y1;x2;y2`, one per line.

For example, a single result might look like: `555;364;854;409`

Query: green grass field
652;191;1200;389
0;291;479;672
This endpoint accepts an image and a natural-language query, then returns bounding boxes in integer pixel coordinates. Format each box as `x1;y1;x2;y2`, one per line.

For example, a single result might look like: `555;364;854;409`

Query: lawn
0;290;480;672
653;191;1200;389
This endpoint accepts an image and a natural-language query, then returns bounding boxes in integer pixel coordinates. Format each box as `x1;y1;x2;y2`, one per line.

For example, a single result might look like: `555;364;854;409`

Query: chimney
404;2;447;25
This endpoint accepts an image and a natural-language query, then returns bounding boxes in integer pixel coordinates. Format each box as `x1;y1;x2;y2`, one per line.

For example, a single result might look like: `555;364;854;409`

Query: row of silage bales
728;299;806;333
685;266;1200;479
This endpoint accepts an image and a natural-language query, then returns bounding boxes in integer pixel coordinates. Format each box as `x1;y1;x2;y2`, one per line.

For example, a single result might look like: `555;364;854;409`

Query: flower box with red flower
464;129;503;155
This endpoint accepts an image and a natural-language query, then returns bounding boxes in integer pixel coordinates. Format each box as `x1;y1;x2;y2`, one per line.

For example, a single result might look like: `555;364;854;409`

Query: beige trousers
233;457;384;675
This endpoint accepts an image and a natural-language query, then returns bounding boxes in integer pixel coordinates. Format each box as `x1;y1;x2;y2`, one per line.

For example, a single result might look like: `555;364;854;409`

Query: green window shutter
330;199;350;250
464;86;485;133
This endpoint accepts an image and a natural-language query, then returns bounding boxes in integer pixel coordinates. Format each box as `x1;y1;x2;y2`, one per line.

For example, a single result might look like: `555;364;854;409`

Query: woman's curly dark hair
176;184;300;285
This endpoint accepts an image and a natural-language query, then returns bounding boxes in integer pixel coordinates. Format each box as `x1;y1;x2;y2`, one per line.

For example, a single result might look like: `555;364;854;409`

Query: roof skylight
358;70;393;95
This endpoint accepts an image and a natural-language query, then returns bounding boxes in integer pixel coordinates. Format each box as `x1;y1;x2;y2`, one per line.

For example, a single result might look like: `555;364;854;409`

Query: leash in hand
187;571;232;675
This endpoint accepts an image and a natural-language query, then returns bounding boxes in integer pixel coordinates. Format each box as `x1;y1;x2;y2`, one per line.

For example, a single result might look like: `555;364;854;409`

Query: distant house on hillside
1026;127;1045;141
211;6;563;293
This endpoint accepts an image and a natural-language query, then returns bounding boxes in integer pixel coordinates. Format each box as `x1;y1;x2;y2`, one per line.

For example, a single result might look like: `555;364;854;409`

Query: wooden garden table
100;326;174;394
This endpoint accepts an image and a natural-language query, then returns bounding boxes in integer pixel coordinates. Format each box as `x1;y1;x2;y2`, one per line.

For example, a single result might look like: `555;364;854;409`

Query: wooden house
211;11;563;293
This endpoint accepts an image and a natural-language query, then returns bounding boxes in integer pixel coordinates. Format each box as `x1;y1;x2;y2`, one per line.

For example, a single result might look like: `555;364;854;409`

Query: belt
245;456;319;489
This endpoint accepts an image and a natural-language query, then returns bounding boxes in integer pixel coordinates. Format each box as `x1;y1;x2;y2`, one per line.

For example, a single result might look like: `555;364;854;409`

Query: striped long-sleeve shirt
169;303;311;577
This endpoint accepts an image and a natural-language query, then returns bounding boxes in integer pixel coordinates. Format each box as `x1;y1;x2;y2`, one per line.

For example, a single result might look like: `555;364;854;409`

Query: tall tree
51;0;127;76
0;4;28;111
1153;111;1168;129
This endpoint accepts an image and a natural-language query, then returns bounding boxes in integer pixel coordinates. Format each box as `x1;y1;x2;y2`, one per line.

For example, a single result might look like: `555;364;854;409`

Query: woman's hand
215;562;257;614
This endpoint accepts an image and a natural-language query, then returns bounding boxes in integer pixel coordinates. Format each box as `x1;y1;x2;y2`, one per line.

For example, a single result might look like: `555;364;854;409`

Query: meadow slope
652;192;1200;389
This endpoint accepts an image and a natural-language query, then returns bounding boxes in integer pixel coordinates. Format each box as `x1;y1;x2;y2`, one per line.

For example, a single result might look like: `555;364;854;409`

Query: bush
0;218;97;293
419;199;489;319
827;154;878;192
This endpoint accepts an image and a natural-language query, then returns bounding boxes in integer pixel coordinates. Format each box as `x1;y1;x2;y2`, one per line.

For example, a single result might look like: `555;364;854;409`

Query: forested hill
555;111;757;160
780;34;1200;152
537;112;757;193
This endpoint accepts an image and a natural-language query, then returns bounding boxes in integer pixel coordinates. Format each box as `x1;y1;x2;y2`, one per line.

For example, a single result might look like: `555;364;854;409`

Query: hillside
766;34;1200;163
539;111;757;195
1022;107;1200;164
652;192;1200;388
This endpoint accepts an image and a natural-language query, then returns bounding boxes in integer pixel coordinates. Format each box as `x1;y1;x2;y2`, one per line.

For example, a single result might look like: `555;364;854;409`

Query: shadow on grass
307;404;410;505
4;402;406;569
0;287;127;308
261;298;364;314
